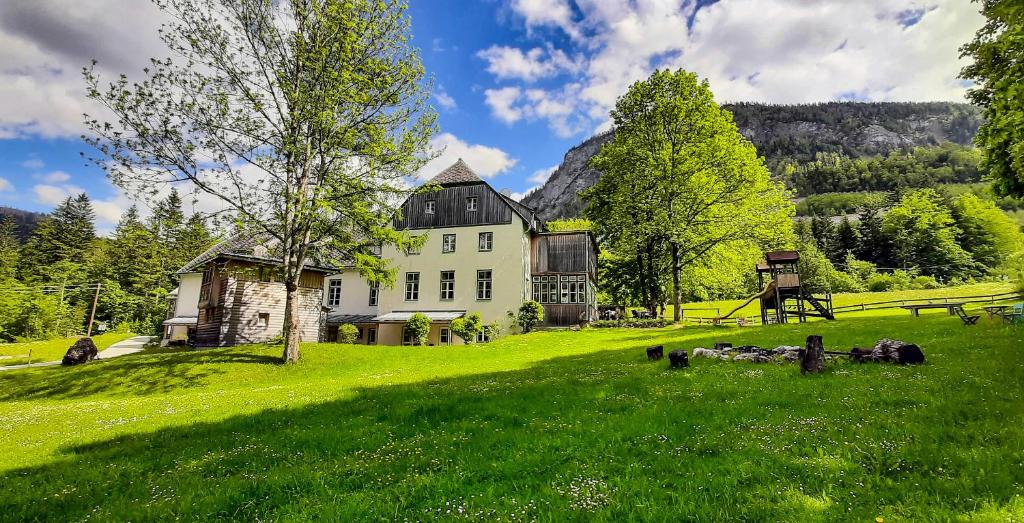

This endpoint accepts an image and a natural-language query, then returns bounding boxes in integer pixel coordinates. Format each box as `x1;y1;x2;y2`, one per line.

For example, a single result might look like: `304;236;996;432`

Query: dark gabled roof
178;231;353;274
498;192;539;231
427;159;483;186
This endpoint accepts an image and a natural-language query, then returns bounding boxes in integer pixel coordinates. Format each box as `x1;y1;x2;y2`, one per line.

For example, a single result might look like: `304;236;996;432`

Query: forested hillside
0;191;217;342
521;102;984;221
0;207;47;242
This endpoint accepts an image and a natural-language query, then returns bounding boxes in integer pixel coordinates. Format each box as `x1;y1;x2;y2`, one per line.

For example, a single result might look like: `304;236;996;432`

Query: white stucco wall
175;272;202;317
323;268;378;316
376;220;531;342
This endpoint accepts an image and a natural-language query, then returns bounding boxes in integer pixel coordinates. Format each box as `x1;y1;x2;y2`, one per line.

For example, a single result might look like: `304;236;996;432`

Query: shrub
337;324;359;344
404;313;431;346
910;275;941;290
450;312;483;344
516;301;544;333
590;318;671;328
482;322;501;342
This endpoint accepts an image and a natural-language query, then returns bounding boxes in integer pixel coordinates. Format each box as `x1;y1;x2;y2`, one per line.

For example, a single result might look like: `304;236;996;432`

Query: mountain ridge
521;101;983;222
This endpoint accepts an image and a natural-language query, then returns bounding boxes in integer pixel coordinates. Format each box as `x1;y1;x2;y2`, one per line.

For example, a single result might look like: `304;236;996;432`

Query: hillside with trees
0;191;216;342
521;101;984;220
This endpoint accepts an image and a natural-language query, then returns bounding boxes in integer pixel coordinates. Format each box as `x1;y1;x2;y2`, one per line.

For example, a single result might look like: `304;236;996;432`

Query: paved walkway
0;335;154;371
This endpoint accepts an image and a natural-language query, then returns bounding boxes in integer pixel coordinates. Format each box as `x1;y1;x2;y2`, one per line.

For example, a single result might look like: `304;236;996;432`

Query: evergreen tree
834;216;861;264
19;194;96;282
0;216;19;280
856;197;893;267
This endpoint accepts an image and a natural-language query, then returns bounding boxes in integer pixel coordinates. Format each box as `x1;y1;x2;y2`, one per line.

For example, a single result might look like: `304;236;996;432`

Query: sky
0;0;984;233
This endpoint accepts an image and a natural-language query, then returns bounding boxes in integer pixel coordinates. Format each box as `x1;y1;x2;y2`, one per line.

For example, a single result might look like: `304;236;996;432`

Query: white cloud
434;86;457;110
38;171;71;183
510;0;580;39
477;45;580;82
491;0;984;137
484;86;524;124
33;183;85;206
0;178;12;192
528;165;557;184
0;1;167;138
20;158;44;169
419;133;517;180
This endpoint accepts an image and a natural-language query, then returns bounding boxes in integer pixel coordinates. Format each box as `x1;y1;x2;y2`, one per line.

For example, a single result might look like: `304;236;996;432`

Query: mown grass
1;310;1022;521
676;281;1018;321
0;331;136;367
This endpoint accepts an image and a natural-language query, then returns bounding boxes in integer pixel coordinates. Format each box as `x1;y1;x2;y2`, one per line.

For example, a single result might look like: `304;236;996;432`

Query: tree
337;324;359;344
404;313;430;346
585;69;793;321
450;312;483;344
833;216;861;264
84;0;436;362
951;193;1024;270
960;0;1024;196
0;216;19;281
20;194;96;281
882;189;977;280
855;196;893;267
516;301;544;333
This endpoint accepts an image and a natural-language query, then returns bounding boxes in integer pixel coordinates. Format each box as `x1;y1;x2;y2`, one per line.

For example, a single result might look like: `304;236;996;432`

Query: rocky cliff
520;101;983;222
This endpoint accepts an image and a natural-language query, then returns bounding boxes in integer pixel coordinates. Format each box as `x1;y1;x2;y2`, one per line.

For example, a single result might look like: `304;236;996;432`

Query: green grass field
676;281;1018;321
0;331;137;367
1;308;1022;521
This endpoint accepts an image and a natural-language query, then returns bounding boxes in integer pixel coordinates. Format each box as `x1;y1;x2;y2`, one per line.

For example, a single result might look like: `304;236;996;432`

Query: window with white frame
532;275;559;303
476;269;492;300
478;232;493;251
466;196;478;211
440;327;451;345
368;281;379;306
405;272;419;301
367;327;377;344
442;234;456;253
476;330;490;343
440;270;455;300
258;312;270;328
327;279;342;306
405;236;421;255
425;200;435;214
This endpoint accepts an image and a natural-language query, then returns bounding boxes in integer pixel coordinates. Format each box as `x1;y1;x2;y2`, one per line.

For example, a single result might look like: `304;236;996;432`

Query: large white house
164;160;598;347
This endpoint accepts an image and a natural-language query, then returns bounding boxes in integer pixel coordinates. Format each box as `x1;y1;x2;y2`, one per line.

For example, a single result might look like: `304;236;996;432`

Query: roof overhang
372;311;466;323
163;316;198;326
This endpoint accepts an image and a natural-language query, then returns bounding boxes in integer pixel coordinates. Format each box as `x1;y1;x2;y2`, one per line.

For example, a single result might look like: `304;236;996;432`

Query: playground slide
715;281;776;321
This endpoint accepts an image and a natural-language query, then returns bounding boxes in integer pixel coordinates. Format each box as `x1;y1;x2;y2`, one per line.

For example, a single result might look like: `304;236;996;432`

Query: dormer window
425;200;435;214
466;196;478;212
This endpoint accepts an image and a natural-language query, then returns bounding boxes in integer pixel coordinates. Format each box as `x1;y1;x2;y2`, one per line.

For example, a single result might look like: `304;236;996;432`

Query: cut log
646;345;664;361
668;349;689;368
801;335;825;374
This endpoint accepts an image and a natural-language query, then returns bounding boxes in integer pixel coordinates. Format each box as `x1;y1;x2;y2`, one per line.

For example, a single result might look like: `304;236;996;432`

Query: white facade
373;221;531;345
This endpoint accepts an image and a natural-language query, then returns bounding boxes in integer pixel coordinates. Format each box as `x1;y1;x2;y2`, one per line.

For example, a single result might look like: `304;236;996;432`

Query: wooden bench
901;303;966;317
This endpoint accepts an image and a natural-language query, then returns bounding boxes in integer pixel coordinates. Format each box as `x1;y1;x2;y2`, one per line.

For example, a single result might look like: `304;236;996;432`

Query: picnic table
901;302;966;317
983;305;1011;320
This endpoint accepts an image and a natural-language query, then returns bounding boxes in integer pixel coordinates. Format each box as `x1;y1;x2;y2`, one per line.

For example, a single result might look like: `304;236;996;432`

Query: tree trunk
646;245;658;315
282;280;301;363
671;242;681;322
801;335;825;374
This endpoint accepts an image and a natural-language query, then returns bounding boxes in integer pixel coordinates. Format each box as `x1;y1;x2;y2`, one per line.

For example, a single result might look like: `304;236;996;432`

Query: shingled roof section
427;158;483;186
177;231;352;274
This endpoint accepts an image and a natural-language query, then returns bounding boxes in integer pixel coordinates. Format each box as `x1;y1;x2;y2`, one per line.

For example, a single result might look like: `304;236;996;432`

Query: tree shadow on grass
0;347;280;402
2;324;1021;521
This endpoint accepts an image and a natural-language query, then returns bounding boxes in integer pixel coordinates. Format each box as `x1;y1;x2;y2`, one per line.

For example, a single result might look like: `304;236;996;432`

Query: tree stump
62;337;98;366
801;335;825;374
668;349;689;368
646;345;664;361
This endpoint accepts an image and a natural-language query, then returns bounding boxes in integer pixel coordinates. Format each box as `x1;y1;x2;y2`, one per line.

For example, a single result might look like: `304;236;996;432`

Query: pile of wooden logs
679;335;925;373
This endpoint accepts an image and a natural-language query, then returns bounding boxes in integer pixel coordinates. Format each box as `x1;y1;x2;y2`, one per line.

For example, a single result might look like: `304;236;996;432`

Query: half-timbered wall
394;184;515;230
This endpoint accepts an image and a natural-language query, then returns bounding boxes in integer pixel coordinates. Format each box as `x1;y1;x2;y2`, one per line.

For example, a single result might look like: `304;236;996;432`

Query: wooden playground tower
756;251;835;324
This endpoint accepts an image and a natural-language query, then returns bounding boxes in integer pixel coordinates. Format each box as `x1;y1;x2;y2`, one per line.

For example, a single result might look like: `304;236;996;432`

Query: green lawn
1;314;1022;521
0;331;137;367
676;281;1018;321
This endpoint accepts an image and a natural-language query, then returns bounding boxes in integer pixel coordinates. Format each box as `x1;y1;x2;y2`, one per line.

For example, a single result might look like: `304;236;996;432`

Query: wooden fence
831;291;1024;314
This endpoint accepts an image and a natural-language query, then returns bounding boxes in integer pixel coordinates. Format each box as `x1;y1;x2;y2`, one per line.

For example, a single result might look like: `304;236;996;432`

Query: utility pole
86;283;101;337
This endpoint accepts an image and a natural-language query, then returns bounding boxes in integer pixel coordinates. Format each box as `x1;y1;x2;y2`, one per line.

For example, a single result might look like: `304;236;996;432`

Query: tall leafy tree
586;69;792;320
951;193;1024;270
882;189;976;280
84;0;436;362
960;0;1024;196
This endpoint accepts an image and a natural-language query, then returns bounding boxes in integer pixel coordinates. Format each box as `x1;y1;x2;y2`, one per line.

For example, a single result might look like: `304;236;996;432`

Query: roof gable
427;159;483;186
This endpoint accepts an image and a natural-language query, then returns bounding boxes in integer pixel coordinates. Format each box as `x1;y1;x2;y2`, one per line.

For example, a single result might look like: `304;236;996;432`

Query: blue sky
0;0;983;232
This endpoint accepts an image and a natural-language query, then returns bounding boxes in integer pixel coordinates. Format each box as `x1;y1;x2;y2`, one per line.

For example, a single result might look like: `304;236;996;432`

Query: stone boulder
62;337;98;366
